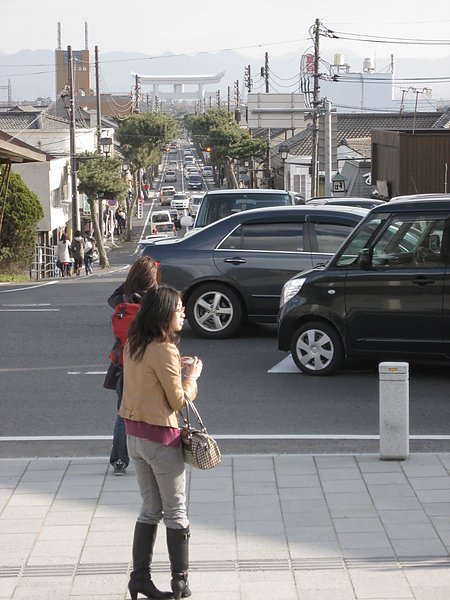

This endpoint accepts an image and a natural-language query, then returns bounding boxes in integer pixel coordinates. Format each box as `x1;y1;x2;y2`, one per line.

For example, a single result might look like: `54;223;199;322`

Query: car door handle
412;276;435;286
223;257;246;265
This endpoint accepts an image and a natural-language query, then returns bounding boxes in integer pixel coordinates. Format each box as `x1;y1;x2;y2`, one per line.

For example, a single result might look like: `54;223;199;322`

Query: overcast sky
1;0;450;62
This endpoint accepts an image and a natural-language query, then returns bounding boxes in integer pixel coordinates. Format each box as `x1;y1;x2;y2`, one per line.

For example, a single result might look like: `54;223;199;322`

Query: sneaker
113;460;127;476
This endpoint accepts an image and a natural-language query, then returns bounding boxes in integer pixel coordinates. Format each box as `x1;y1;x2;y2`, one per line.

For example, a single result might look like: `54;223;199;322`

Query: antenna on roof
85;21;88;50
57;21;61;50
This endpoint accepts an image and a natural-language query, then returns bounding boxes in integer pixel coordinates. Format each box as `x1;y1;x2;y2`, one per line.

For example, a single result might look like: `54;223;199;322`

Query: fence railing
30;245;59;280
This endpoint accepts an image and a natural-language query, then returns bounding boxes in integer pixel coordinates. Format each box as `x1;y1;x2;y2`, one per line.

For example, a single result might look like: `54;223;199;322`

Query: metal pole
311;19;321;198
265;52;269;93
68;45;80;234
324;100;332;196
95;46;101;153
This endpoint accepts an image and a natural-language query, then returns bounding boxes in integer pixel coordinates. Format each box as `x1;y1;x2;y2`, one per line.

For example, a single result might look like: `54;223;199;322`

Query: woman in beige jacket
120;286;202;600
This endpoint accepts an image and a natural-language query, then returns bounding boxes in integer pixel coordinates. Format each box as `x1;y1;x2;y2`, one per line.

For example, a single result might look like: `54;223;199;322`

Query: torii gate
132;71;225;111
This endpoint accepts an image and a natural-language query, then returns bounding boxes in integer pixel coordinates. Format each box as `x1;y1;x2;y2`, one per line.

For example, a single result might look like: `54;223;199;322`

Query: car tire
186;284;243;339
290;321;343;376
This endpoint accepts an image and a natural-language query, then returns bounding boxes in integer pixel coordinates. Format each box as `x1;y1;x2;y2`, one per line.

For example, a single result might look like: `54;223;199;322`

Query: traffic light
204;146;212;152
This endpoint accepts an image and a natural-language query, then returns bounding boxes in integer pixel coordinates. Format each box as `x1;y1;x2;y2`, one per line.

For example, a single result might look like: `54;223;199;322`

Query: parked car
278;197;450;375
141;205;368;339
164;170;177;183
159;186;176;206
306;197;385;209
202;166;213;177
187;174;203;190
171;193;191;211
181;188;300;236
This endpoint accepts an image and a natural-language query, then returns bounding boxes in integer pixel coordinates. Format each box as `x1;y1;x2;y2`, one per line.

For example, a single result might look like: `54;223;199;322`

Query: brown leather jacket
119;340;197;428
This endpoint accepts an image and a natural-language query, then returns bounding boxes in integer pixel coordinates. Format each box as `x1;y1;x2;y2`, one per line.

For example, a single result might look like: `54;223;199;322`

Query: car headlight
280;278;306;307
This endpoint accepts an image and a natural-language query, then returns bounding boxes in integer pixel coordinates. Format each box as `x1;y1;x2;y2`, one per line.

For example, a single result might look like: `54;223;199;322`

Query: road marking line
269;355;299;373
1;435;449;442
0;308;59;312
2;303;51;306
0;281;57;293
67;371;107;375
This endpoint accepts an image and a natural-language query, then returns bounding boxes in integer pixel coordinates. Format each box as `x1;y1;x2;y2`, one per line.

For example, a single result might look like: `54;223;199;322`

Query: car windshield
195;192;292;228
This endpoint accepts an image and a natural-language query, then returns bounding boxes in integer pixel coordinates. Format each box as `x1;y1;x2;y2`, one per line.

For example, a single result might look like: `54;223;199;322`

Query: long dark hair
123;256;161;295
127;286;181;362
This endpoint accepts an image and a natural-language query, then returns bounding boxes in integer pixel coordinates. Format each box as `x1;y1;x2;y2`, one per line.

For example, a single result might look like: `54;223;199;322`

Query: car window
335;217;382;267
196;192;293;228
219;222;304;252
312;222;356;254
152;213;169;223
371;217;445;268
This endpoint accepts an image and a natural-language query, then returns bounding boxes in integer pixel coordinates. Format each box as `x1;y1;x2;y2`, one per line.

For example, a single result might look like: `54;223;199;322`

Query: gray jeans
127;434;189;529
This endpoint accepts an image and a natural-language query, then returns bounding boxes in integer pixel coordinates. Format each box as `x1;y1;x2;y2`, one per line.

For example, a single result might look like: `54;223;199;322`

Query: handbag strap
182;396;207;433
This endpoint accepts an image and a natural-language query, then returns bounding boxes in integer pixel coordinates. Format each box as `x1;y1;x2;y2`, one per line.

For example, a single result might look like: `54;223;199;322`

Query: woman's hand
185;356;203;381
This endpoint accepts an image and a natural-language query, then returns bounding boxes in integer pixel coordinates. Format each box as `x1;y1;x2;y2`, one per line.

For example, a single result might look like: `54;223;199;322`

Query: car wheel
290;321;343;376
186;284;243;339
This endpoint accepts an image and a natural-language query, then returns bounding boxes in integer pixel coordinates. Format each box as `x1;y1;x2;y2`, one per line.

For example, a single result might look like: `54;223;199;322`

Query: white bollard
379;362;409;460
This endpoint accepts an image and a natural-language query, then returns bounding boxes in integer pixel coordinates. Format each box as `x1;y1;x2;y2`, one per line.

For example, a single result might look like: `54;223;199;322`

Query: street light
278;142;290;190
99;137;113;157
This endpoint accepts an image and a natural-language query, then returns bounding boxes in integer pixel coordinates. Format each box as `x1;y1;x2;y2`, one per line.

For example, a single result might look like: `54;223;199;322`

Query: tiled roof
288;112;446;156
341;137;372;158
0;109;71;131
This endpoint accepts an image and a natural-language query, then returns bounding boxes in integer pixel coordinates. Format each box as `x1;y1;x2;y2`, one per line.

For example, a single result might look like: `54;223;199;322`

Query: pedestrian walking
120;286;202;600
83;231;94;275
104;257;161;476
71;230;85;276
56;233;72;277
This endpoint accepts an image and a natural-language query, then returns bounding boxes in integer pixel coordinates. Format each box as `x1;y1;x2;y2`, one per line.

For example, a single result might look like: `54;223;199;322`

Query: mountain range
1;48;449;104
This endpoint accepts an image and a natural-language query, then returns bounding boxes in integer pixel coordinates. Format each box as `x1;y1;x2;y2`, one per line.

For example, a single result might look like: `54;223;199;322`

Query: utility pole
216;89;221;108
311;18;321;197
227;86;231;112
95;46;101;153
264;52;269;92
67;45;80;234
94;45;103;241
134;74;140;113
234;80;241;123
245;65;252;93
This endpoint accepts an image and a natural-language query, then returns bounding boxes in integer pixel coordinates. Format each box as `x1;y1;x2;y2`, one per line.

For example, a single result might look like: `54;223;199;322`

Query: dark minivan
278;197;450;375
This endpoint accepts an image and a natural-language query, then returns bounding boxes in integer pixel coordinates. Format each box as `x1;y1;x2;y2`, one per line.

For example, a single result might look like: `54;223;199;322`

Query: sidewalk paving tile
1;454;450;599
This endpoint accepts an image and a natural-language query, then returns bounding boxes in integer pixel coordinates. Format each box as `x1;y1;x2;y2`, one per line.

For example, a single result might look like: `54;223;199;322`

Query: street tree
187;109;267;188
115;113;179;240
0;170;43;274
77;153;127;269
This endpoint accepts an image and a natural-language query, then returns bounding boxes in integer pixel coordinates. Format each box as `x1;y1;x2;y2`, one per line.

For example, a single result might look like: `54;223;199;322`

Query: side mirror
358;247;372;269
180;215;194;228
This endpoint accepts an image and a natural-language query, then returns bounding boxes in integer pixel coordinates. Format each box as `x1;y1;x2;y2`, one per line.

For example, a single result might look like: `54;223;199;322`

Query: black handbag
180;397;221;470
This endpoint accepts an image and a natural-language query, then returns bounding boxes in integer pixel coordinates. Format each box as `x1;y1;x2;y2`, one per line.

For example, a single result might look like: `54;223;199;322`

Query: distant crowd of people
56;230;95;277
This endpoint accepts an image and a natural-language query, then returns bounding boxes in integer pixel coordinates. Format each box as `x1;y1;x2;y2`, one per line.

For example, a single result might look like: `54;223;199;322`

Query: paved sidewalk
1;453;450;599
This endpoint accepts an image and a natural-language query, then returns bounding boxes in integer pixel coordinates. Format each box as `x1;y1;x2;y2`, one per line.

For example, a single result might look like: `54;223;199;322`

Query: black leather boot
128;522;173;600
166;527;192;599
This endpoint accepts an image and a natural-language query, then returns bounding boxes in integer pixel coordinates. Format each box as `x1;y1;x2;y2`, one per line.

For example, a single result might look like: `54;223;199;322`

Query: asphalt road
1;240;450;458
